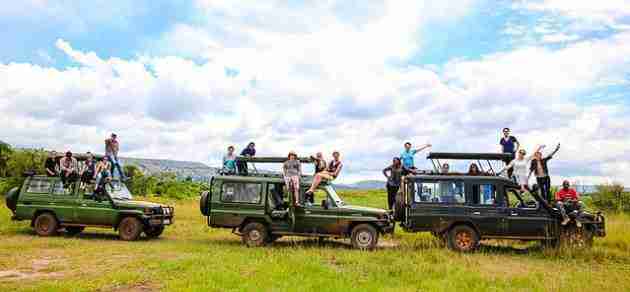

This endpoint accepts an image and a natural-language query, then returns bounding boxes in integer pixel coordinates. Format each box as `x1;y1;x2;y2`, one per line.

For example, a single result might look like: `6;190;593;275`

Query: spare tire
199;191;210;216
5;187;19;212
393;191;405;222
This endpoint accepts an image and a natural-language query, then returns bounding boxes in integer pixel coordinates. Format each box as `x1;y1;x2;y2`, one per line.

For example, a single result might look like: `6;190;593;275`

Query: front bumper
147;206;175;226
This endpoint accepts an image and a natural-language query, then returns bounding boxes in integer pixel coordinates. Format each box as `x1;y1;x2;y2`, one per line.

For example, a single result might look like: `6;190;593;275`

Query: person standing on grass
222;146;237;175
528;143;561;202
499;128;520;178
383;157;409;210
105;133;127;181
44;151;59;177
283;151;302;207
499;145;544;193
400;142;432;170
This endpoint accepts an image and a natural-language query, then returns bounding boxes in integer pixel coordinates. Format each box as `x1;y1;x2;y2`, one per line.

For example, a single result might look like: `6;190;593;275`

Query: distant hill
336;180;386;190
120;157;217;182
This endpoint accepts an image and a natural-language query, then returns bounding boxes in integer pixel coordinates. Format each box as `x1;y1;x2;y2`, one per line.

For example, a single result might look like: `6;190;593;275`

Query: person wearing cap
283;151;302;206
555;180;582;226
105;133;127;180
59;151;79;186
305;151;343;196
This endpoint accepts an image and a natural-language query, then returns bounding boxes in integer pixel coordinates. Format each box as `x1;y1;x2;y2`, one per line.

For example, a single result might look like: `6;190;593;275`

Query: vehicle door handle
81;204;87;207
472;212;481;215
49;202;56;205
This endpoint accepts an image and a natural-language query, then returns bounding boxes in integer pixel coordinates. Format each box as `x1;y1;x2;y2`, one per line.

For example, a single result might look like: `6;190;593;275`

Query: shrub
591;183;630;213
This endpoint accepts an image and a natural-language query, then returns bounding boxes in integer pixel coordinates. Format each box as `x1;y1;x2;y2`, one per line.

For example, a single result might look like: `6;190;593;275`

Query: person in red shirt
555;180;582;226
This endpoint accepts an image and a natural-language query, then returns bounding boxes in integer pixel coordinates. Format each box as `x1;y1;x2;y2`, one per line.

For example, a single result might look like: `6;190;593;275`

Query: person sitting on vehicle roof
440;163;450;174
311;152;327;175
555;180;583;226
498;145;544;193
305;151;343;197
80;152;96;188
94;156;112;188
44;151;59;177
400;142;431;170
237;142;256;175
59;151;79;186
222;146;237;175
283;151;302;207
468;163;481;175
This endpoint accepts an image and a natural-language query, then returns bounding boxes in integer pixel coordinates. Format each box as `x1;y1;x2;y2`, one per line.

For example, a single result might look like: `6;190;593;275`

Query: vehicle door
466;182;507;237
406;179;467;232
49;180;78;223
210;180;265;228
504;188;554;238
16;177;54;219
74;184;117;226
293;187;341;234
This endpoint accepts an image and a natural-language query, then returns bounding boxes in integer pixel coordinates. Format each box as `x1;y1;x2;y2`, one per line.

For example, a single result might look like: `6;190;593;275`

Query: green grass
0;190;629;291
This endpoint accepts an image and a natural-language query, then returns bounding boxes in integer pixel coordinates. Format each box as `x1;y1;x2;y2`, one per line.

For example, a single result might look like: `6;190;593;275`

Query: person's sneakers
561;217;571;226
576;220;583;228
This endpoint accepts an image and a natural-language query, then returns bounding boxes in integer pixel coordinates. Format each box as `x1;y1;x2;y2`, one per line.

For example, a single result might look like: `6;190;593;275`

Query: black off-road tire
560;225;594;249
5;187;20;212
350;224;379;250
145;226;165;239
65;226;85;236
33;213;59;237
118;217;143;241
199;191;210;216
241;222;269;247
447;225;479;253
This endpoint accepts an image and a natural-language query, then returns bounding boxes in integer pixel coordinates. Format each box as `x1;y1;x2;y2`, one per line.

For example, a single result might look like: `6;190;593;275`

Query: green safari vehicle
5;175;174;241
199;157;395;250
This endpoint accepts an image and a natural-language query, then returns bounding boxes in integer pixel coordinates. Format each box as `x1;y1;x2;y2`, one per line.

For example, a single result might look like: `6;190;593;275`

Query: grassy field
0;190;629;292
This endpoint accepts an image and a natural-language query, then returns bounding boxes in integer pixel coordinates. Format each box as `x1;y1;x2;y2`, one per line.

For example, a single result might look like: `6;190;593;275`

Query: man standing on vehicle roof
500;128;520;177
400;142;431;170
555;180;582;226
105;133;127;181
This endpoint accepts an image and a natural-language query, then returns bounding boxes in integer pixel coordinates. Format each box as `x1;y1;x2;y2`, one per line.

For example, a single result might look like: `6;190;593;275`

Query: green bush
127;172;206;200
591;183;630;213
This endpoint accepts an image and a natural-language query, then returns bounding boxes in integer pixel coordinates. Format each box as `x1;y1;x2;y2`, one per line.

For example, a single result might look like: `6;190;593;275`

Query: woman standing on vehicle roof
283;151;302;207
383;157;408;210
499;145;544;193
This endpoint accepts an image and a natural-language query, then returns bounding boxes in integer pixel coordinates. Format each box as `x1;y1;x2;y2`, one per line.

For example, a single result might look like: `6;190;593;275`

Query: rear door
210;180;265;227
406;179;466;232
466;182;507;237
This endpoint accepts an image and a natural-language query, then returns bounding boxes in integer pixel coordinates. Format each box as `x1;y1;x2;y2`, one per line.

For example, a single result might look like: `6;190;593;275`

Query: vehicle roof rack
235;156;315;163
427;152;512;161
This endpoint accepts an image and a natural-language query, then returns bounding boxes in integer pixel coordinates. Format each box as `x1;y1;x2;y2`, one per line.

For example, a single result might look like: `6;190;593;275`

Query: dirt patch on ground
0;257;65;282
99;281;160;292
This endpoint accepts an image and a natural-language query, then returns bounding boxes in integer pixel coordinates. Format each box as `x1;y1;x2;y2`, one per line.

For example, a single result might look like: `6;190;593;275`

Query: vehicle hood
340;205;388;215
114;200;164;209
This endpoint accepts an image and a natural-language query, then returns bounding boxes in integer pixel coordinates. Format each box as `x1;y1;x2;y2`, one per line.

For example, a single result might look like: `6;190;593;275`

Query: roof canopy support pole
477;160;485;172
486;160;495;175
430;159;439;173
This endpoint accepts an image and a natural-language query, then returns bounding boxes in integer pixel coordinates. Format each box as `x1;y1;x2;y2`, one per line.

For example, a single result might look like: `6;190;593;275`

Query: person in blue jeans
105;133;127;180
400;142;432;169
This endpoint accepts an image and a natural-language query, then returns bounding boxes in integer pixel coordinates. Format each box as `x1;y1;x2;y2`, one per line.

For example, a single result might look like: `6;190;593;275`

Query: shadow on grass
8;227;163;242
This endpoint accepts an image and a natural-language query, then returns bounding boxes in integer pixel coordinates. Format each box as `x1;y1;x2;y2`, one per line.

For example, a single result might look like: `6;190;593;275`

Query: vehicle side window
414;181;465;204
221;182;261;204
211;180;222;198
52;182;72;195
26;179;52;193
471;184;497;205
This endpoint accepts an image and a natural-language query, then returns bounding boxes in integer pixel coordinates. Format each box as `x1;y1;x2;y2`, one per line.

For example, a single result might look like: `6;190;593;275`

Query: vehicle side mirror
321;200;329;210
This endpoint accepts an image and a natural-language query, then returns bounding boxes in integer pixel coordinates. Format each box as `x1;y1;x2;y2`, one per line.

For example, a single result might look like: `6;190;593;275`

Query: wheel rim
356;230;373;248
122;221;134;237
455;230;473;250
37;217;51;233
249;230;262;242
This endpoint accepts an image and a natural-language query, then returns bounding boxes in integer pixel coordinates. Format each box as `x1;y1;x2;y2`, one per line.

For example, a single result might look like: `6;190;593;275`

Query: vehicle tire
199;191;210;216
65;226;85;236
241;222;268;247
33;213;59;237
350;224;379;250
118;217;143;241
145;226;165;239
5;187;19;212
447;225;479;252
393;193;405;222
561;225;594;248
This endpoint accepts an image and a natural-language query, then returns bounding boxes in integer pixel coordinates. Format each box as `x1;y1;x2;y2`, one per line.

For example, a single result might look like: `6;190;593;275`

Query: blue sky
1;0;630;186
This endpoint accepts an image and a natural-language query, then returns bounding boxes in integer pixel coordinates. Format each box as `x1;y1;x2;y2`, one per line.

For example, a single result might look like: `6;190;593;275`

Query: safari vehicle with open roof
199;157;394;250
4;153;174;241
394;152;606;252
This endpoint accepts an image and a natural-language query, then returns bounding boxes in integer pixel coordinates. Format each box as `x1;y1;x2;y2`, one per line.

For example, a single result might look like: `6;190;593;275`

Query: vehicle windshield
324;185;345;206
106;181;133;200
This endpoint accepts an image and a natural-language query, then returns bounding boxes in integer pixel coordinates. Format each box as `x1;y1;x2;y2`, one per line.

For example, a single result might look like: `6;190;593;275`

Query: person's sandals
561;218;570;226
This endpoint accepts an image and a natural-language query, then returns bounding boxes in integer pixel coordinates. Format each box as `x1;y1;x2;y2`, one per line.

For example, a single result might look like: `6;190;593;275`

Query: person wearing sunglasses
499;145;544;193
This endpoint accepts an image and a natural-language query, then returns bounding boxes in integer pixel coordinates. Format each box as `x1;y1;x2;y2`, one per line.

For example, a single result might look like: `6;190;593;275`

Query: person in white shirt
499;145;544;193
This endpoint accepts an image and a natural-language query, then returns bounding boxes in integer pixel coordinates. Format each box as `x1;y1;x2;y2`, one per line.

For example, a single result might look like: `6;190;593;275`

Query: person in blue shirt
222;146;237;175
400;142;431;169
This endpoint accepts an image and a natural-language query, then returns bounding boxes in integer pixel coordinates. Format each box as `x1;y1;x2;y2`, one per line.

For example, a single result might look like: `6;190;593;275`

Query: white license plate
163;219;171;225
